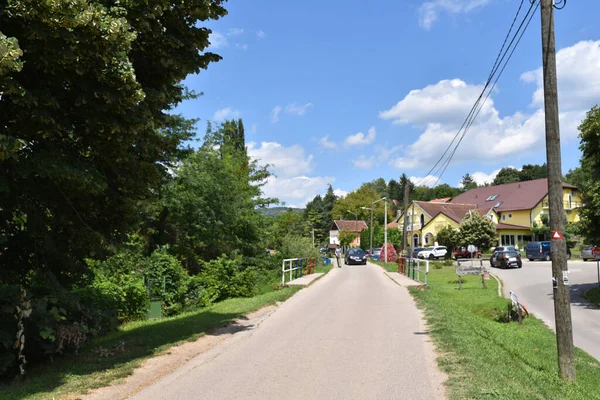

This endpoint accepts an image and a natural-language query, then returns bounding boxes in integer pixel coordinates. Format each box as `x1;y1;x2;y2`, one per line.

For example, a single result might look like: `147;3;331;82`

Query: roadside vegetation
582;287;600;308
410;266;600;399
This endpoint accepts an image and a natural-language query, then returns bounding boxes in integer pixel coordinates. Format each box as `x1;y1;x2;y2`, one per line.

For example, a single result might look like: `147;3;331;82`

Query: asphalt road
131;265;446;400
491;258;600;360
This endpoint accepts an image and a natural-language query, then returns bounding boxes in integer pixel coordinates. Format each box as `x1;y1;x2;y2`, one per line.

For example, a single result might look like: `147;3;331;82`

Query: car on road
408;247;426;259
418;246;447;260
453;247;482;259
345;248;367;265
490;250;522;268
526;241;571;261
494;245;519;254
581;245;600;261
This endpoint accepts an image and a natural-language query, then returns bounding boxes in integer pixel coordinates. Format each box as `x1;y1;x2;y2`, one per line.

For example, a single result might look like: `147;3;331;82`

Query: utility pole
541;0;575;381
402;184;410;256
384;198;388;263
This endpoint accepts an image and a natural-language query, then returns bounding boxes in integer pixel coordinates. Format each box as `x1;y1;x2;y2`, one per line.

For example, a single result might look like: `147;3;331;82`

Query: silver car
581;245;600;261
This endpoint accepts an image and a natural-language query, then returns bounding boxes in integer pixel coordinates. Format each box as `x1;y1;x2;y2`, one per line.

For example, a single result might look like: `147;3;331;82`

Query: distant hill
259;207;304;218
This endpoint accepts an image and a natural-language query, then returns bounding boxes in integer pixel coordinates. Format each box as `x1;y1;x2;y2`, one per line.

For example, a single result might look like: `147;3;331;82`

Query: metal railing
281;258;305;285
398;257;429;287
542;200;582;209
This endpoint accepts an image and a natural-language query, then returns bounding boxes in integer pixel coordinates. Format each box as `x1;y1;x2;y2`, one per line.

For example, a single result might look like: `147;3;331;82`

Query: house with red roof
396;178;582;248
329;219;368;249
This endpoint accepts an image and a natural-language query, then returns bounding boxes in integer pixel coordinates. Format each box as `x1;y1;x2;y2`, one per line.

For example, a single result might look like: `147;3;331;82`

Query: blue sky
176;0;600;207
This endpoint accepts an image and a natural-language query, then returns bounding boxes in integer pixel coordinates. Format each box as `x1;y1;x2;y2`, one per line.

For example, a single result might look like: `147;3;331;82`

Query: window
486;195;498;201
502;214;506;221
508;213;512;219
573;190;578;196
489;214;494;221
494;201;503;208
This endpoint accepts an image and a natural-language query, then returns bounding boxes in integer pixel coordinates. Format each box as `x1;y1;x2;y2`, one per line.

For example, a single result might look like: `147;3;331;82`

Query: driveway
131;265;446;400
491;259;600;360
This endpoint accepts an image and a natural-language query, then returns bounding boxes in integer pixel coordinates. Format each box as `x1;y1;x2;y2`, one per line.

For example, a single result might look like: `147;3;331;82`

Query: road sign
551;230;564;240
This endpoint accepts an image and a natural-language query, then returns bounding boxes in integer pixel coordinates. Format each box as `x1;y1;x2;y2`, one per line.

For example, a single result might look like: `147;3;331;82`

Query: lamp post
346;210;358;248
372;197;387;262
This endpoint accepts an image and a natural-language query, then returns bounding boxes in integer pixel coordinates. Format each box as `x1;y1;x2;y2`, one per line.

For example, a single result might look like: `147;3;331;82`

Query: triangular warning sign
552;230;564;240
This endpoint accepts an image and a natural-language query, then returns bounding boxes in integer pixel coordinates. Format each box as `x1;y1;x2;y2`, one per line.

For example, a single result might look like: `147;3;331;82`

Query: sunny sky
175;0;600;208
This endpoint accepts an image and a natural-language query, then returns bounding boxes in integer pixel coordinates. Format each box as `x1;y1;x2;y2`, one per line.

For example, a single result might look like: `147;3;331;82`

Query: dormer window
486;195;498;201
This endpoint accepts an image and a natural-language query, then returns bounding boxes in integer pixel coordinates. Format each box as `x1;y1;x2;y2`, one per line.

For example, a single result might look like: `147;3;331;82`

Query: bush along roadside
410;266;600;399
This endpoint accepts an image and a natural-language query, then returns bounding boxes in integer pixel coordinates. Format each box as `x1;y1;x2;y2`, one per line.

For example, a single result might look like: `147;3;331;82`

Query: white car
418;246;448;260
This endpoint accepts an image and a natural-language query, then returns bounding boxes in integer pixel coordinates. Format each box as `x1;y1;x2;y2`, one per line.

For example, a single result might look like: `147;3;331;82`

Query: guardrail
397;257;429;287
281;258;319;285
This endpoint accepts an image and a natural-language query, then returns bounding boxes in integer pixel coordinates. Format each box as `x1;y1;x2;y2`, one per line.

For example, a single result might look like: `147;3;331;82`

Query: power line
413;0;538;187
430;0;540;187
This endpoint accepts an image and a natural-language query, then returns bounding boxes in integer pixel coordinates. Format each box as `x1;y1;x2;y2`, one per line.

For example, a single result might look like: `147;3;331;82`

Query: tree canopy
576;106;600;243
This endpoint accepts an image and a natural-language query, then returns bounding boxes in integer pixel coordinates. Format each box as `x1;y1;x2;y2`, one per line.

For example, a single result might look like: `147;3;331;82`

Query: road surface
131;265;446;400
492;259;600;360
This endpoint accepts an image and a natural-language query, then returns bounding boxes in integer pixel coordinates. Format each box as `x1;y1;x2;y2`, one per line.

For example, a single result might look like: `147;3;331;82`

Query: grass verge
0;287;301;400
370;259;398;272
410;266;600;399
582;287;600;308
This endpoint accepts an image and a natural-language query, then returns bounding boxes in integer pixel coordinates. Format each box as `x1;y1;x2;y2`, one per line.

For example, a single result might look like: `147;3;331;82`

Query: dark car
490;250;522;269
344;248;367;265
525;241;571;261
453;247;482;260
409;247;427;259
319;247;328;255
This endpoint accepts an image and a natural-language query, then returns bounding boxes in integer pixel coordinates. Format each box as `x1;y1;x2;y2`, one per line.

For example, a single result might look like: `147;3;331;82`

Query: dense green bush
198;255;258;303
143;247;190;316
279;234;321;260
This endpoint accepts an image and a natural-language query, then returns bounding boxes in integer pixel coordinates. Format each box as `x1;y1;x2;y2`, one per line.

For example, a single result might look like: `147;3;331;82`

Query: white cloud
208;32;228;49
419;0;491;30
345;127;377;146
227;28;244;36
213;107;240;121
247;141;313;178
250;123;257;133
319;135;336;149
271;105;282;123
235;43;248;50
260;176;335;207
522;40;600;113
247;141;333;206
470;169;501;186
352;155;375;169
257;30;267;39
375;144;404;162
384;41;600;173
285;103;313;116
409;175;440;188
334;189;349;198
379;79;493;127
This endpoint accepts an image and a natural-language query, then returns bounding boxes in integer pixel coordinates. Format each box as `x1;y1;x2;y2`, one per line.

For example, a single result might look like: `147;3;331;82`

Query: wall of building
421;214;459;246
498;209;530;227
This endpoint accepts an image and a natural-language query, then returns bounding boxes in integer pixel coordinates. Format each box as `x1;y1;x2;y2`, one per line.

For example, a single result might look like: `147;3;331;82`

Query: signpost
551;230;564;240
596;253;600;292
456;260;489;290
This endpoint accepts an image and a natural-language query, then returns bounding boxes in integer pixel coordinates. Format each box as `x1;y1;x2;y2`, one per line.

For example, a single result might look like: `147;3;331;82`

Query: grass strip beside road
0;287;301;400
370;259;398;273
410;266;600;399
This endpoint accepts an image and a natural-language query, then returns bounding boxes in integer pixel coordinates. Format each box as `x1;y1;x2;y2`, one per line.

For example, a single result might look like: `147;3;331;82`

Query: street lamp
346;210;358;248
372;197;388;262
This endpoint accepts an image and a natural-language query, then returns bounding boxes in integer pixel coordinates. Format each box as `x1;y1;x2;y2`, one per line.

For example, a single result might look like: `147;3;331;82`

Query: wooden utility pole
402;184;410;256
540;0;575;381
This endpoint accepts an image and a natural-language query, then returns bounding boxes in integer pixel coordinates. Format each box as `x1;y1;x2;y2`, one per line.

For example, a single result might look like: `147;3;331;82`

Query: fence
281;257;317;285
397;257;430;287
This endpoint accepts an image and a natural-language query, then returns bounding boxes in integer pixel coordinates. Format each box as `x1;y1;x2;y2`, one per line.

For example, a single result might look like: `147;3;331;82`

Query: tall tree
519;163;547;181
492;167;521;186
461;173;478;191
0;0;228;285
458;211;497;251
576;106;600;243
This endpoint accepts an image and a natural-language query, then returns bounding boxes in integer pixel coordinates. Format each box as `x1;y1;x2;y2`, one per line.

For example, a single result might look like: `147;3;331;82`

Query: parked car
453;247;482;259
525;241;571;261
490;250;522;268
345;248;367;265
581;245;600;261
409;247;427;259
319;247;328;255
418;246;448;260
369;248;381;260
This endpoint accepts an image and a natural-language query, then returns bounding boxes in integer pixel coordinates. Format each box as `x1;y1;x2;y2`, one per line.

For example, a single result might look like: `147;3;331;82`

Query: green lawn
0;287;301;400
370;259;398;272
410;266;600;399
582;287;600;308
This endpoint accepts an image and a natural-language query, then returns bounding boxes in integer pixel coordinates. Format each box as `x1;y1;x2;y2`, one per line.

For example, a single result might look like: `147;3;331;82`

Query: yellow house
450;178;581;246
396;178;581;247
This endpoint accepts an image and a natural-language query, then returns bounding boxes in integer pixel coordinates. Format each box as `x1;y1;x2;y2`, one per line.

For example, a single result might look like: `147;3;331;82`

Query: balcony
542;200;582;209
398;223;422;231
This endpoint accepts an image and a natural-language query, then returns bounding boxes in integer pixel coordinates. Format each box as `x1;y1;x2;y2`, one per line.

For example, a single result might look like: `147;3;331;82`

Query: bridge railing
397;257;429;287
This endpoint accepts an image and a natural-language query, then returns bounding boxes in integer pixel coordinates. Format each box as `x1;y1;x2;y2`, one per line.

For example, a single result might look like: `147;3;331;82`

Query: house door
413;233;420;247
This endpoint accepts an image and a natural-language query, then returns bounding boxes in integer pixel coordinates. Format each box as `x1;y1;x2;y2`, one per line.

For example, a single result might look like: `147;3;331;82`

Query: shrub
380;243;397;262
279;234;321;261
143;247;190;316
198;255;257;303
